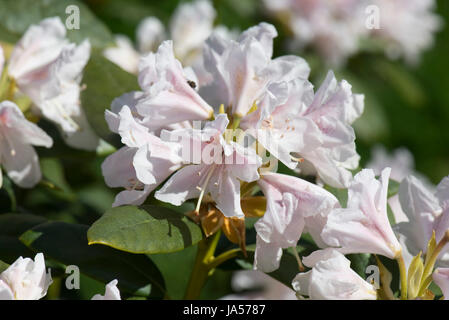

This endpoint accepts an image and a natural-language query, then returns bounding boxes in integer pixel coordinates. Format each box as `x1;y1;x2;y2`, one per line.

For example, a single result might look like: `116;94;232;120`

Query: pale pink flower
0;253;52;300
135;41;214;131
8;17;97;150
0;101;53;188
201;22;310;117
395;175;449;265
155;114;262;218
263;0;368;66
102;104;183;207
321;168;402;259
91;280;121;300
292;249;377;300
241;71;363;188
254;172;339;272
370;0;442;64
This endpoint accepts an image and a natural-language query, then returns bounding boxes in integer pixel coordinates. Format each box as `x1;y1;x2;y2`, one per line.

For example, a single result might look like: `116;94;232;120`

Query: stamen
195;166;216;213
291;156;304;163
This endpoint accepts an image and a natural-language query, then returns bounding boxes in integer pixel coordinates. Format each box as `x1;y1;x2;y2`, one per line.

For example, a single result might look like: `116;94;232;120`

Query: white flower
292;249;377;300
395;175;449;265
8;17;97;150
0;101;53;188
102;103;183;207
136;17;166;54
155;114;262;218
104;0;230;76
0;253;52;300
136;41;214;132
169;0;216;65
263;0;368;66
254;172;339;272
103;35;141;74
369;0;442;64
241;71;363;187
367;145;418;223
91;280;121;300
321;168;402;259
201;22;310;117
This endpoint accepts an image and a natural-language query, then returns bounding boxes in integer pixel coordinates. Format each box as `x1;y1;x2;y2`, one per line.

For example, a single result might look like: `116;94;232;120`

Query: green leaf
81;52;139;147
87;205;204;254
0;213;47;263
324;185;348;207
0;260;9;273
347;253;372;278
0;175;16;211
150;245;198;300
388;179;400;198
19;221;165;298
0;0;113;48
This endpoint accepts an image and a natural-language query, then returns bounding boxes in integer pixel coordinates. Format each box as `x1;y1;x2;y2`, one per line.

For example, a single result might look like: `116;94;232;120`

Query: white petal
91;279;121;300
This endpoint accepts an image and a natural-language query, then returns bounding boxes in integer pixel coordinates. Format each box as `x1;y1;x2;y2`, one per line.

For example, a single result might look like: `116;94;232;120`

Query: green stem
183;231;242;300
208;249;240;269
183;231;221;300
418;232;449;297
290;247;305;272
396;254;407;300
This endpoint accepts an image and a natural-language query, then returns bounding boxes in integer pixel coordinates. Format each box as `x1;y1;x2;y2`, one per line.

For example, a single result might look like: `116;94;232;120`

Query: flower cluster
0;17;96;188
102;22;363;222
0;1;447;302
263;0;442;65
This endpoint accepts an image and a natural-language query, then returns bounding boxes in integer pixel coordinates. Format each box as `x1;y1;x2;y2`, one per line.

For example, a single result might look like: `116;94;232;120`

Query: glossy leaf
87;205;204;254
0;0;113;47
19;221;165;298
81;51;139;147
0;213;47;264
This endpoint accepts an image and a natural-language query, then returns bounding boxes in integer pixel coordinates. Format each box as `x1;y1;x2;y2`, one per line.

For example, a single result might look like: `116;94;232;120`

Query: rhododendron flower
292;249;377;300
254;172;339;272
0;253;52;300
263;0;368;66
102;104;183;207
395;175;449;264
241;71;364;187
0;101;53;188
433;268;449;299
367;146;418;223
134;41;214;131
155;114;262;218
104;0;231;78
91;280;121;300
7;17;97;150
321;168;402;259
369;0;442;64
201;22;310;117
103;35;142;74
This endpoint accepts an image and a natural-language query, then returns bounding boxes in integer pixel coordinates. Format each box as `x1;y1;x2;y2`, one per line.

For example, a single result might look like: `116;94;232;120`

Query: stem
396;254;407;300
290;247;305;272
183;231;221;300
418;232;449;297
208;249;240;269
183;230;243;300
